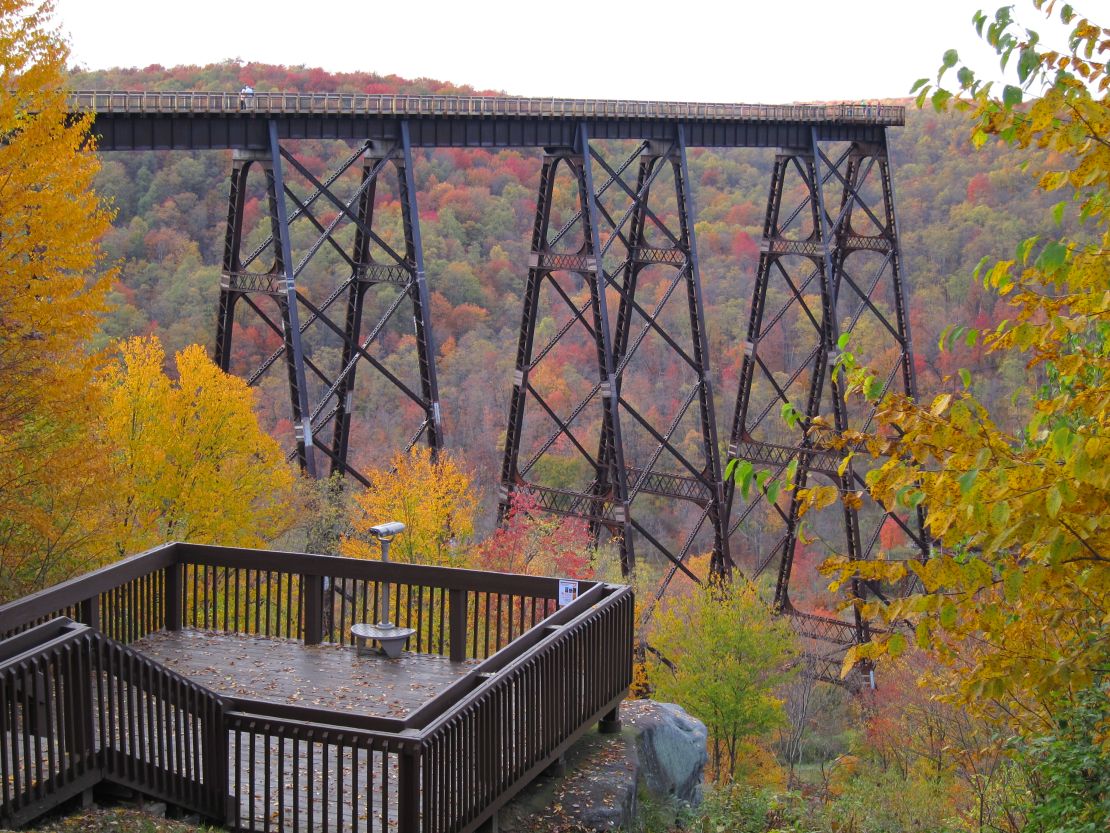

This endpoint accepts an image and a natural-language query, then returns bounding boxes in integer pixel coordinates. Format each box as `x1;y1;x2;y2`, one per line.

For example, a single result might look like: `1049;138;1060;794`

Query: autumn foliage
341;447;476;567
470;491;595;578
646;576;797;783
96;337;298;558
0;0;114;596
818;0;1109;738
0;2;301;598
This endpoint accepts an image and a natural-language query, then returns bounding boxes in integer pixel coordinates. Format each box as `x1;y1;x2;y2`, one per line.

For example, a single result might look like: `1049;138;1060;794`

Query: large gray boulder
626;700;707;803
497;699;707;832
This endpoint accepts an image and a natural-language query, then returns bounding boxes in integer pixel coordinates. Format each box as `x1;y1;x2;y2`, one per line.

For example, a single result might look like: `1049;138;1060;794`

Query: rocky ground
498;700;707;833
2;807;216;833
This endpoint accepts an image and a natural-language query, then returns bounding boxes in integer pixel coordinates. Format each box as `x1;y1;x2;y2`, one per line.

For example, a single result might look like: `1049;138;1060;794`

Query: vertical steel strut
723;128;928;683
214;138;316;476
213;122;442;484
498;125;730;578
268;123;319;478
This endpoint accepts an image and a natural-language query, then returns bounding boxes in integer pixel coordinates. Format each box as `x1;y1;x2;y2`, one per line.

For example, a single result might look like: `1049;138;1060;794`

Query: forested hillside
0;0;1098;825
73;63;1059;560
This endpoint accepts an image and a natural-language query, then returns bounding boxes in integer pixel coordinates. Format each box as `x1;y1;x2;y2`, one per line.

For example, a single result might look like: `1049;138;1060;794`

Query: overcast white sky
53;0;1058;102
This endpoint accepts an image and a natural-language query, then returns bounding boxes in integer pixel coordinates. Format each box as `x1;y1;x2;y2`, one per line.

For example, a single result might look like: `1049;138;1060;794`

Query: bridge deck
71;91;904;151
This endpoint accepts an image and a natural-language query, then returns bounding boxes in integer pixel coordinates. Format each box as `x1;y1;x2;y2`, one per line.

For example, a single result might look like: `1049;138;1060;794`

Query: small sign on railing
558;579;579;608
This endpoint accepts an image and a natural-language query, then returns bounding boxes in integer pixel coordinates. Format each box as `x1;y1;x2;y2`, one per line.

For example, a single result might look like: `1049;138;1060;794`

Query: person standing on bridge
239;83;254;110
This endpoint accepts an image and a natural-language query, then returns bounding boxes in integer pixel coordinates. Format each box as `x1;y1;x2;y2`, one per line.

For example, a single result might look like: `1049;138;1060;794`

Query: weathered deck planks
132;629;475;718
130;629;483;832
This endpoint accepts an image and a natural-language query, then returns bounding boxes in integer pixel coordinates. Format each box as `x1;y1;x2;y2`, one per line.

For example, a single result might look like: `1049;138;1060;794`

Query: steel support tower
214;122;442;485
77;92;921;673
497;126;730;577
724;130;929;681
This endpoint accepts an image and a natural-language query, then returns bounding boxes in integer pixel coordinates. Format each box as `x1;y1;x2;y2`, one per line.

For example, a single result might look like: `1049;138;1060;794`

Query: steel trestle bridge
72;91;926;682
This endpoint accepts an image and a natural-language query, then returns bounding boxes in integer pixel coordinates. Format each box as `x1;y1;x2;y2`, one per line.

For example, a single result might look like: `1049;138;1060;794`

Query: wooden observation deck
0;543;632;833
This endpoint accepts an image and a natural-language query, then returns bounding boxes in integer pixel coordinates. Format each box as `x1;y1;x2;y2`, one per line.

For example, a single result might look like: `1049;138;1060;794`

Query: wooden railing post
398;747;421;833
599;705;622;734
67;638;97;767
206;699;230;823
304;574;324;645
448;588;467;662
165;562;182;631
78;596;100;632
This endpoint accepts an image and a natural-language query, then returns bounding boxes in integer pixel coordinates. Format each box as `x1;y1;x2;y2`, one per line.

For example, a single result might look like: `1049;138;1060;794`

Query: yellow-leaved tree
0;0;115;598
341;447;476;566
646;576;797;783
96;337;298;557
815;1;1109;737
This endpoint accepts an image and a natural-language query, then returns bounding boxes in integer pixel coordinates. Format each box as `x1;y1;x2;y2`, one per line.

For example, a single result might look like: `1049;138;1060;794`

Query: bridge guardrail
68;90;905;125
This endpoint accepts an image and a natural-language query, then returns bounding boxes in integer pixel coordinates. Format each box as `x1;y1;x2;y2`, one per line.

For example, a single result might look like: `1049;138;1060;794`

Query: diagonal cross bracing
205;114;925;680
722;135;929;663
499;126;730;578
214;125;442;483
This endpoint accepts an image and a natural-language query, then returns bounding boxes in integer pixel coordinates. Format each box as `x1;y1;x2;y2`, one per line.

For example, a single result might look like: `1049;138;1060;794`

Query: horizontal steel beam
72;92;901;151
787;608;861;646
508;482;619;523
73;90;904;124
625;465;709;504
729;438;841;476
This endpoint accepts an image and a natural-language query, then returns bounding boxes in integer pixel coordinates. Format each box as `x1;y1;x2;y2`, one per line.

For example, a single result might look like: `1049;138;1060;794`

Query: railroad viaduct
72;91;928;675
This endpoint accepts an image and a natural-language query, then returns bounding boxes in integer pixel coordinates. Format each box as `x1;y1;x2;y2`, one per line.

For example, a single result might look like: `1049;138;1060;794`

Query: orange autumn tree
96;337;298;558
341;447;476;567
0;0;115;598
471;491;596;578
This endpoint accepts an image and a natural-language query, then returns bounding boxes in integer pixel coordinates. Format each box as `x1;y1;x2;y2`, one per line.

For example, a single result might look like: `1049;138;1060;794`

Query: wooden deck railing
0;543;633;833
0;618;228;827
172;544;567;661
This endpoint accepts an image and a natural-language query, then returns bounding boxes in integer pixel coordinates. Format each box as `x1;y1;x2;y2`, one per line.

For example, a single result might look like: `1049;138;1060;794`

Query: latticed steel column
724;128;928;661
213;121;442;485
214;133;317;477
328;148;378;472
498;129;635;570
499;125;730;578
268;123;319;478
328;129;444;476
214;150;250;373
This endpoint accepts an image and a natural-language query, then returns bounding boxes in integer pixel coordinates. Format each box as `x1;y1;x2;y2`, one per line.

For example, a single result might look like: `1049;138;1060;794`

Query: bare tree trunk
712;732;722;782
782;655;817;789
